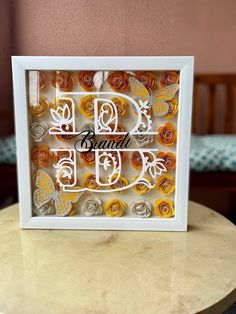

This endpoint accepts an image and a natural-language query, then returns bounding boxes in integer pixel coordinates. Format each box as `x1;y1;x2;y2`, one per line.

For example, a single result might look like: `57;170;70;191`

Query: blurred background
0;0;236;223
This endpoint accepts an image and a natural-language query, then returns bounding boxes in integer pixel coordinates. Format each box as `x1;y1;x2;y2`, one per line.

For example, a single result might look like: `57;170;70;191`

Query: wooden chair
190;74;236;221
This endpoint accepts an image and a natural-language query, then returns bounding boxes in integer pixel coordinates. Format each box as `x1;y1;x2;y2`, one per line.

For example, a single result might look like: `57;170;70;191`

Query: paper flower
136;71;156;91
158;123;177;146
110;174;128;192
80;151;95;166
32;145;52;168
156;175;175;195
131;151;154;170
30;122;48;142
54;150;71;164
154;199;175;218
130;200;152;218
160;71;179;88
166;98;178;118
56;124;74;141
29;71;47;91
109;151;126;165
105;123;126;142
30;96;49;116
52;97;73;112
52;71;74;91
83;174;100;190
107;71;129;92
79;95;96;118
132;175;151;194
33;203;54;216
81;197;103;216
58;174;74;186
105;199;126;217
133;125;153;147
156;152;176;172
77;71;96;91
111;97;128;116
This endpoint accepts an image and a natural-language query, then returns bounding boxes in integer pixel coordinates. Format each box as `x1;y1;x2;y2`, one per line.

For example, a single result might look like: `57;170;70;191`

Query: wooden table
0;202;235;314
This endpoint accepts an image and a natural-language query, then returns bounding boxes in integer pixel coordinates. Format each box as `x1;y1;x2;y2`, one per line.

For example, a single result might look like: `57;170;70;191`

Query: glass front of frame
28;70;179;219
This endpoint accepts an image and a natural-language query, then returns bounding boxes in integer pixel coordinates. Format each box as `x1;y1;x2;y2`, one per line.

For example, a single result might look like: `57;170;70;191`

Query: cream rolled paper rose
133;125;153;147
130;200;152;218
30;122;48;142
82;197;103;216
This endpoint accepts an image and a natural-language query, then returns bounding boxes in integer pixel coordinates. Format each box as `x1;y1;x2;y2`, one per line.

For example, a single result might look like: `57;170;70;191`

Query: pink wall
1;0;235;135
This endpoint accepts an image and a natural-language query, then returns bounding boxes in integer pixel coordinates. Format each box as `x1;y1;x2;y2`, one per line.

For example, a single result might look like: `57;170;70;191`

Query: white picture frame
12;56;194;231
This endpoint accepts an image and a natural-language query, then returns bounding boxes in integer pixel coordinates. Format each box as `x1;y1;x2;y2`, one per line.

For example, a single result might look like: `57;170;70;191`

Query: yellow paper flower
110;174;128;192
111;97;128;116
154;199;175;218
166;98;178;118
156;152;176;172
30;96;49;116
156;175;175;195
105;199;126;217
82;173;100;190
79;95;96;118
52;97;73;112
132;175;151;194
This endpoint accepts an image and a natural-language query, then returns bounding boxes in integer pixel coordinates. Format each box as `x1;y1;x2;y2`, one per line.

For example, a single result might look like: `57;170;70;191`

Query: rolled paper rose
30;121;48;142
111;97;128;116
29;71;47;91
135;71;156;91
79;95;96;118
30;96;49;116
107;71;129;92
157;123;177;146
82;197;103;216
83;173;100;190
156;152;176;172
56;124;74;141
58;174;74;186
110;174;128;192
52;71;74;91
54;150;71;163
133;125;153;147
132;175;151;194
32;145;52;168
105;199;126;217
52;97;73;112
131;151;154;170
154;199;175;218
33;203;54;216
130;200;152;218
156;175;175;195
77;71;96;91
166;98;178;118
160;71;179;88
80;151;95;166
105;123;126;142
109;151;126;165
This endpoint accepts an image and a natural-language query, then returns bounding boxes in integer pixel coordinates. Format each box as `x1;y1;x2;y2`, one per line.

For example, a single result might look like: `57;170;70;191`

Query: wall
1;0;236;135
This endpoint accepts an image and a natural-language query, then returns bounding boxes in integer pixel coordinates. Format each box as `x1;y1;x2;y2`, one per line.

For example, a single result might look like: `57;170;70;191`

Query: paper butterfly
129;77;179;117
33;169;80;216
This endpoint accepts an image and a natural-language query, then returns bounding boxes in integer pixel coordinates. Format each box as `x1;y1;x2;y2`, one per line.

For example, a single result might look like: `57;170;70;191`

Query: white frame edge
12;56;194;231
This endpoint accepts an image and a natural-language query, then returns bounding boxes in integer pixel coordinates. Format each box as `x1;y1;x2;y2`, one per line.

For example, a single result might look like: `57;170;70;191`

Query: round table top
0;202;235;314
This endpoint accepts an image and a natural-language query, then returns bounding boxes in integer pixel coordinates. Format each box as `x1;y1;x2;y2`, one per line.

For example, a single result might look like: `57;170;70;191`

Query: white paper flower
130;200;152;218
82;197;103;216
133;125;153;147
30;121;48;142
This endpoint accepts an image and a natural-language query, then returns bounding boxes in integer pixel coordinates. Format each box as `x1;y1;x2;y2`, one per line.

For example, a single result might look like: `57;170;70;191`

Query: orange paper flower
160;71;179;88
136;71;156;91
54;150;71;164
166;98;178;118
30;96;49;116
79;95;96;118
109;151;126;165
110;174;128;192
107;71;129;92
156;152;176;172
111;97;128;116
156;175;175;195
154;199;175;218
105;199;126;217
131;151;154;170
105;123;126;142
77;71;95;91
80;151;95;166
56;124;74;141
158;123;177;146
132;175;151;194
52;71;74;91
32;145;52;168
83;174;100;190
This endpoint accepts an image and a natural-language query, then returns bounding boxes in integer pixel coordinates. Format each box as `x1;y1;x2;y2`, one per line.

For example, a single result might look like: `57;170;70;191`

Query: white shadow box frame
12;56;194;231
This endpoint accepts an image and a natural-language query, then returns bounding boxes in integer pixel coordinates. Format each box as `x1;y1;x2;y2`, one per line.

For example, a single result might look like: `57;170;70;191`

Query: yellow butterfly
33;169;80;216
129;77;179;117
